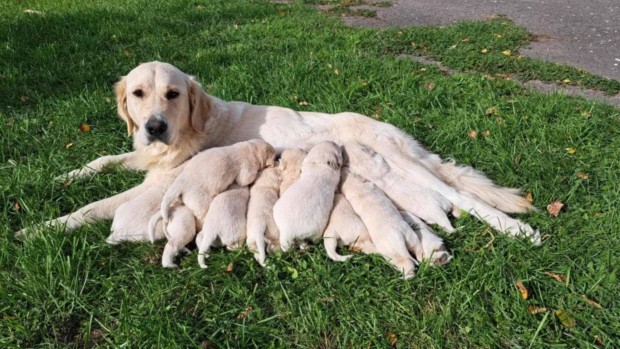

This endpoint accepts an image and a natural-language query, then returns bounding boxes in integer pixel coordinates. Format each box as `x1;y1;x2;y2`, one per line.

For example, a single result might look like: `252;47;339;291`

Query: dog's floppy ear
187;76;211;133
114;77;136;136
327;153;342;170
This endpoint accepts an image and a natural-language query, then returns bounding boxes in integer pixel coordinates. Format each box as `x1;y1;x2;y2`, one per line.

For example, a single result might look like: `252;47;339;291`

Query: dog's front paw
162;261;178;268
54;168;95;183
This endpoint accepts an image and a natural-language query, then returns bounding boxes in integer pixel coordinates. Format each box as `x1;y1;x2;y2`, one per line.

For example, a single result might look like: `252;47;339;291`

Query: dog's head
115;61;211;148
278;148;307;172
246;139;276;168
304;141;343;171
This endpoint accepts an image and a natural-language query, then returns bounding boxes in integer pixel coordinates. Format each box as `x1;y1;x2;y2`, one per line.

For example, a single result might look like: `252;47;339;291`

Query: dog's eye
165;91;179;100
133;89;144;98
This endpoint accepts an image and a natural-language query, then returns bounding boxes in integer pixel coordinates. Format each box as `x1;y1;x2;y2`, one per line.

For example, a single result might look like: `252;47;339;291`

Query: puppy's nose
145;118;168;137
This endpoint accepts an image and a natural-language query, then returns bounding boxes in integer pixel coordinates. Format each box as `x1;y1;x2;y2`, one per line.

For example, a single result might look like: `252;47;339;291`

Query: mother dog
17;61;539;244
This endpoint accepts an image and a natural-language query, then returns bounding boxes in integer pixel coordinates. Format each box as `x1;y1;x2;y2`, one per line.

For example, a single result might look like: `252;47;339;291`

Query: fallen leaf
462;38;470;42
13;201;20;212
547;200;564;217
237;306;253;319
79;123;90;132
123;49;131;57
63;178;73;187
200;340;216;349
485;106;499;116
582;295;602;309
555;309;576;328
279;10;286;16
566;147;577;154
387;332;398;346
24;9;45;15
545;271;567;283
20;95;29;102
410;41;417;47
65;143;74;149
482;130;491;137
516;281;529;299
525;192;533;203
495;33;504;38
502;50;512;57
481;48;488;54
105;97;112;103
496;117;504;125
425;82;436;90
576;172;589;180
468;130;478;139
592;212;605;217
528;305;548;314
334;69;340;75
348;245;362;253
562;78;571;84
298;101;309;106
225;263;234;272
580;111;592;118
594;335;604;346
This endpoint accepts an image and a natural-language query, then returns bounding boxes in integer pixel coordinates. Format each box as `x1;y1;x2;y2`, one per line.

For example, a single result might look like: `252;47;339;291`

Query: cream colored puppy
274;141;343;252
152;139;274;267
340;168;423;279
278;148;307;194
400;211;453;266
323;194;375;262
196;185;250;269
343;141;455;232
246;167;281;266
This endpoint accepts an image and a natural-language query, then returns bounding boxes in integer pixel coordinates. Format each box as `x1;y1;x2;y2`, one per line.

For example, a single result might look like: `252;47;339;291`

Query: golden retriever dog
343;141;455;232
278;148;307;195
323;194;376;262
339;169;422;279
18;61;538;246
246;167;281;266
273;141;343;252
196;185;250;269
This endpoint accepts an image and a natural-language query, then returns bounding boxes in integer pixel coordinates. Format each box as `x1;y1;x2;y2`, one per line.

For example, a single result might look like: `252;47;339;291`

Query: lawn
1;0;619;347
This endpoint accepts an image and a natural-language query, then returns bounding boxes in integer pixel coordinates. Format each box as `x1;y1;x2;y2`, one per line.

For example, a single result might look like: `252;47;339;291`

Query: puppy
152;139;275;267
340;168;423;279
196;185;250;268
274;141;342;252
323;194;375;262
246;167;281;266
343;141;455;232
400;211;453;266
278;148;307;194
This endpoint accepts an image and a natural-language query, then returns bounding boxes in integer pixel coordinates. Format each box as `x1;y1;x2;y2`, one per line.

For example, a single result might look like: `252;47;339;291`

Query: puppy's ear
115;77;136;136
327;154;342;170
187;76;211;133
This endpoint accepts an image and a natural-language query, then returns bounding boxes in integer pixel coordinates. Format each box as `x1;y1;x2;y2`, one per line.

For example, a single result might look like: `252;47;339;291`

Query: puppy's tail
434;160;534;214
160;181;183;227
147;212;162;243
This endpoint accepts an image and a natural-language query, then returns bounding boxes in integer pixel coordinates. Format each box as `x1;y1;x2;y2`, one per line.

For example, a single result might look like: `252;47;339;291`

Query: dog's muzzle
145;117;169;143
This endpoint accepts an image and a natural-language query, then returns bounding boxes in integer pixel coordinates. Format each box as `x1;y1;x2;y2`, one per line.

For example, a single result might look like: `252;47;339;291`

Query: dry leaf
482;130;491;137
79;123;90;132
225;263;234;273
495;34;504;38
63;178;73;187
496;117;504;125
279;10;286;16
65;143;74;149
24;9;45;16
562;78;571;84
20;95;29;102
576;172;589;180
594;335;603;346
387;332;398;346
13;201;20;212
481;48;488;54
468;130;478;139
555;309;576;328
525;192;533;203
502;50;512;57
528;305;547;314
334;69;340;75
547;200;564;217
123;49;131;57
485;106;499;116
566;147;577;154
580;111;592;118
462;38;470;42
105;97;112;104
545;271;567;283
298;101;309;106
516;281;529;299
582;295;602;309
348;245;362;253
425;82;436;90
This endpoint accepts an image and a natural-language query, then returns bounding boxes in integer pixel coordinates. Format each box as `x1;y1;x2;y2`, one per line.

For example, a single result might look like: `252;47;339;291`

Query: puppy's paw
162;261;178;268
332;254;353;262
430;251;453;266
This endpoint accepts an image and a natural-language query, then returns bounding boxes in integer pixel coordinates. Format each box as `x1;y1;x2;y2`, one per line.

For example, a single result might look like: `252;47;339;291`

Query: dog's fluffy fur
246;167;281;266
340;169;423;279
196;185;250;268
278;148;307;195
20;61;538;248
323;194;375;262
274;141;343;252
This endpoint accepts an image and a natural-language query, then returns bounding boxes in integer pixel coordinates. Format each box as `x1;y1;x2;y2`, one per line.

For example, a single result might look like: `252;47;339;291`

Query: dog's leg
162;242;183;268
197;229;218;269
55;152;144;182
16;182;149;238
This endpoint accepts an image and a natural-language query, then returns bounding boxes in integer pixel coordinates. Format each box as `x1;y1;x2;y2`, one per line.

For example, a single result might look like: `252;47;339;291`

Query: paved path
344;0;620;81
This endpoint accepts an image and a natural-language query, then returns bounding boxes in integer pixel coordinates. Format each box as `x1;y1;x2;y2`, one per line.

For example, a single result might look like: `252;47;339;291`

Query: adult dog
17;61;539;244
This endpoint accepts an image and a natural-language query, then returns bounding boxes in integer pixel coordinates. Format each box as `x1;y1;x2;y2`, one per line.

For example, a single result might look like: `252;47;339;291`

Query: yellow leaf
562;78;571;84
547;200;564;217
20;95;29;102
63;178;73;187
468;130;478;139
387;332;398;346
495;33;504;38
79;123;90;132
298;101;309;106
462;38;470;42
545;271;567;283
555;309;576;328
481;48;488;54
485;106;499;116
225;263;234;273
502;50;512;57
566;147;577;154
13;201;20;212
516;281;529;299
525;192;533;203
334;69;340;76
576;172;589;180
425;82;436;90
528;305;547;314
582;295;602;309
580;111;592;118
65;143;74;149
482;130;491;137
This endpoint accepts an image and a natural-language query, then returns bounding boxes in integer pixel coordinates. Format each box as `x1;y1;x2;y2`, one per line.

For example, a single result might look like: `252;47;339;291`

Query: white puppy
151;139;275;267
323;194;375;262
274;141;342;252
340;168;423;279
246;167;281;266
400;211;452;266
343;141;455;232
196;185;250;269
278;148;307;195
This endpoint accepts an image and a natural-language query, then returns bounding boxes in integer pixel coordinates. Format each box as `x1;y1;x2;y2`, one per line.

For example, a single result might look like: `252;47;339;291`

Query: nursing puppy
274;141;342;252
196;185;250;269
152;139;274;266
323;194;375;262
343;141;455;232
278;148;307;194
400;211;452;266
340;168;423;279
246;167;281;266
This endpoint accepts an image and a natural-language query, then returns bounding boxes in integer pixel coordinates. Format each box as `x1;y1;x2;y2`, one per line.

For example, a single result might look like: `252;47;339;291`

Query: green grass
1;0;619;347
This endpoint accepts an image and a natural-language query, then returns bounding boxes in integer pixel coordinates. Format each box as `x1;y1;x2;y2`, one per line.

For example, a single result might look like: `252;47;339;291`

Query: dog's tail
433;160;534;213
147;212;162;243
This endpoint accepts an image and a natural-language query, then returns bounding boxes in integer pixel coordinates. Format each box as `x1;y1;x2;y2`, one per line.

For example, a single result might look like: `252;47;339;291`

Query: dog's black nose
145;118;168;136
